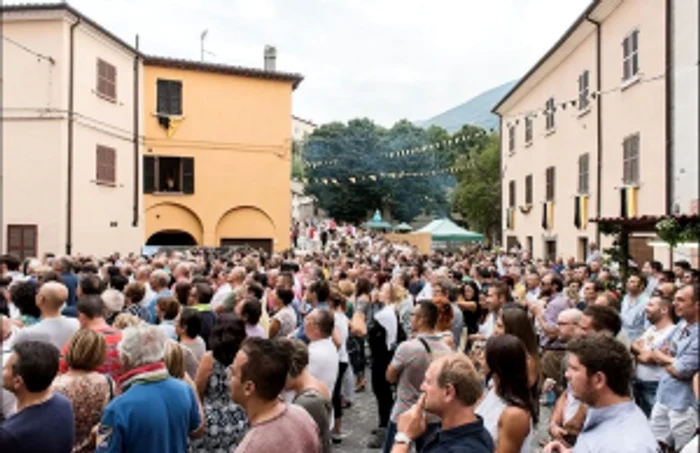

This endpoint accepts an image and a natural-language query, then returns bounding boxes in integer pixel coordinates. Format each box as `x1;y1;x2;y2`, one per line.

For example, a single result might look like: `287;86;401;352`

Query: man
211;267;246;312
13;282;79;350
580;281;603;310
620;272;650;342
53;257;78;310
390;353;493;453
586;242;601;265
305;309;339;396
531;273;568;347
295;280;330;342
188;282;216;349
523;272;541;304
673;261;691;285
0;341;74;452
147;270;172;323
134;266;156;305
385;301;451;451
631;295;677;417
643;260;664;297
579;305;622;338
95;325;203;453
649;284;699;453
59;295;123;378
231;337;320;452
543;334;658;453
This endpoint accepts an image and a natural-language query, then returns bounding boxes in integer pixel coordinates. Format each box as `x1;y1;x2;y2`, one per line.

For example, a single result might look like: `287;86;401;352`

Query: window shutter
171;82;183;115
143;156;155;193
157;80;168;114
182;157;195;194
108;148;116;183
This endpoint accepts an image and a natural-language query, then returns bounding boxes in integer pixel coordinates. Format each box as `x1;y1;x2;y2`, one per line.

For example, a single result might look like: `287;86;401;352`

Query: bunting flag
542;201;554;230
542;202;548;230
505;207;515;230
574;195;589;230
620;187;639;218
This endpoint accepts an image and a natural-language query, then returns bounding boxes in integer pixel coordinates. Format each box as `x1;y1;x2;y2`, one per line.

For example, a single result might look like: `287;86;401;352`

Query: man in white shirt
211;267;246;312
631;294;677;417
13;282;79;350
305;308;339;396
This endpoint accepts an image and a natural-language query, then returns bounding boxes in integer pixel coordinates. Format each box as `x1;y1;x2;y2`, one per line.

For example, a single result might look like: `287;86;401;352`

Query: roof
144;56;304;89
591;214;700;231
3;3;304;89
492;0;601;114
416;218;484;242
1;2;139;55
292;115;317;127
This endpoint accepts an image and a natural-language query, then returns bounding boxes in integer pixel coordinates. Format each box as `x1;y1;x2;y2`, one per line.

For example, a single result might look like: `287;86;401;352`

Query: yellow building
142;54;303;253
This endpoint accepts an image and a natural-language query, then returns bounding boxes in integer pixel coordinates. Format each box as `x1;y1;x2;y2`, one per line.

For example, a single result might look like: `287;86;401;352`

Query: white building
1;4;144;258
292;115;317;141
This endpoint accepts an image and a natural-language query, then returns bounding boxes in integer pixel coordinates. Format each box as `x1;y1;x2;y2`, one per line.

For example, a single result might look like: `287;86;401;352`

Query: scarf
117;362;169;392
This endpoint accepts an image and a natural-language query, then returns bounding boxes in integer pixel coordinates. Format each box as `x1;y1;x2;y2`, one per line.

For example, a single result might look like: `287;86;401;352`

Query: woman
123;282;149;321
52;329;111;453
477;335;538;453
9;280;40;327
433;281;455;349
281;338;332;453
458;280;483;348
236;297;267;338
329;289;350;444
176;307;206;378
493;307;542;391
268;286;297;339
102;289;125;326
174;281;192;307
155;296;180;340
349;277;372;392
191;314;249;452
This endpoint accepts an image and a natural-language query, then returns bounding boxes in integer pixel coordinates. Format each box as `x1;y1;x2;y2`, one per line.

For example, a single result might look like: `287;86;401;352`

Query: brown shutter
182;157;194;194
143;156;156;193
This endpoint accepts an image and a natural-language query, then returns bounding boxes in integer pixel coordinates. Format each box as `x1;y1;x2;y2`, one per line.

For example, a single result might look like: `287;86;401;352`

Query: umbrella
416;218;484;242
393;222;413;232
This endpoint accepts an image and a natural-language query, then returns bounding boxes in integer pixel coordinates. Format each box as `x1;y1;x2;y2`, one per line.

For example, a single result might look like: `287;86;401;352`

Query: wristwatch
394;432;413;446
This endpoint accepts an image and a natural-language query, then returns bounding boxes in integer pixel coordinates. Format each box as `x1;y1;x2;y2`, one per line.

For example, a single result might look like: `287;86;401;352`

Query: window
525;117;533;144
143;156;194;194
157;79;183;116
96;145;116;185
525;174;533;205
545;98;556;131
7;225;37;260
545;240;557;261
508;126;516;153
526;236;533;255
623;134;640;185
578;70;590;110
508;180;516;207
545;166;555;201
578;153;590;194
623;30;640;81
96;59;117;101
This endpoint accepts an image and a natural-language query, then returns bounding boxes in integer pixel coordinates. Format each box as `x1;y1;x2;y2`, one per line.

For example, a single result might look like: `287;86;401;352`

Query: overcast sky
24;0;590;126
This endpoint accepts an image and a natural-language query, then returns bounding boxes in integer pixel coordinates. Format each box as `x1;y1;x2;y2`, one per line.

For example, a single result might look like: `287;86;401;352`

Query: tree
451;132;501;240
291;141;305;180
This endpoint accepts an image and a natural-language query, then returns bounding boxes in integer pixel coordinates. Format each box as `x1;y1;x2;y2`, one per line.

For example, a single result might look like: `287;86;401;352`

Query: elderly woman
95;324;204;452
101;289;125;326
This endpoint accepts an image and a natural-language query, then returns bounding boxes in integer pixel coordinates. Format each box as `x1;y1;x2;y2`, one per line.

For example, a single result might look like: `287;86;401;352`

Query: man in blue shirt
649;283;699;453
146;270;172;323
295;279;330;343
543;334;658;453
620;272;651;342
95;324;203;453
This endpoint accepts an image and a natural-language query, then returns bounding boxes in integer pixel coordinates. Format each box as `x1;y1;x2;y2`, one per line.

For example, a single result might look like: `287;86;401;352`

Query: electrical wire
1;35;55;64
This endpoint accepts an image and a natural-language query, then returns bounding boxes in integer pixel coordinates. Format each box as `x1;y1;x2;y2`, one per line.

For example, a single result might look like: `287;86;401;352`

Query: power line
1;35;55;64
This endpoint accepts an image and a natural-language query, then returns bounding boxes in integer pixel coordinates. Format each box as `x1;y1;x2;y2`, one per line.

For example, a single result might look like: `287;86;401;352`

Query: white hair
558;308;583;324
151;269;170;288
101;289;125;314
118;324;167;369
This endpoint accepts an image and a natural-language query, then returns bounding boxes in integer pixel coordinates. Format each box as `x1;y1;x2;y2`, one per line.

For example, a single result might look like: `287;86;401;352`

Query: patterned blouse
52;372;111;453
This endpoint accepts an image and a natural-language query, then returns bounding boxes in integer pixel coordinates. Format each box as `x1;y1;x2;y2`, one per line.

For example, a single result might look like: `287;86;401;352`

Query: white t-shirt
308;338;339;395
635;323;677;382
479;311;496;338
333;311;349;364
13;317;80;351
210;283;232;311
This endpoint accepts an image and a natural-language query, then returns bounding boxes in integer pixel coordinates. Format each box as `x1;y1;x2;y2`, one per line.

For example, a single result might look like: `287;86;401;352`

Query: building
291;180;317;223
142;53;303;254
292;115;317;141
1;3;144;258
494;0;669;262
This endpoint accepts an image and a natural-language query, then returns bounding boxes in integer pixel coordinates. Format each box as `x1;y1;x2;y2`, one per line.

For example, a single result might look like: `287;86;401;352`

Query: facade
291;180;316;223
142;57;303;253
1;4;144;258
495;0;669;262
292;115;317;141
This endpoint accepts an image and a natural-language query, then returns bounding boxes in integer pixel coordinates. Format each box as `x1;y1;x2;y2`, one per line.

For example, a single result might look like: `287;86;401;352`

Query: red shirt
60;325;124;379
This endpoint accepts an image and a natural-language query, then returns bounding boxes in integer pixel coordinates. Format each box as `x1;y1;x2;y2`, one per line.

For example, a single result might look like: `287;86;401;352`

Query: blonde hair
338;280;355;298
113;313;142;330
164;340;185;379
65;328;107;371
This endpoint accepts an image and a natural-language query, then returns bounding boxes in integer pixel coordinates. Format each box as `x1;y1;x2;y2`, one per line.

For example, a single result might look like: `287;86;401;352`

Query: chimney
264;45;277;71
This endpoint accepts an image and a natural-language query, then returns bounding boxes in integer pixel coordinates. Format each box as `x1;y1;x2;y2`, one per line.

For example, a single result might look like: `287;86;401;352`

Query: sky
21;0;590;126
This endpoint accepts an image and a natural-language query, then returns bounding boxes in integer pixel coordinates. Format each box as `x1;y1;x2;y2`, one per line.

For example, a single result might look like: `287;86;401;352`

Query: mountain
417;80;517;133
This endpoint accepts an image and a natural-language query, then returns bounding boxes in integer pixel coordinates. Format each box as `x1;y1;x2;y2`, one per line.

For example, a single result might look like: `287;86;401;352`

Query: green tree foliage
451;132;502;240
291;141;305;180
305;120;454;224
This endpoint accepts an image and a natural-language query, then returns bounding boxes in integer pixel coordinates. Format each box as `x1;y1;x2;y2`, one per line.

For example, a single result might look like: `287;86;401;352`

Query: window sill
525;141;533;148
545;128;556;137
93;90;117;104
577;106;592;118
94;180;117;187
621;74;641;91
150;191;191;196
508;150;515;157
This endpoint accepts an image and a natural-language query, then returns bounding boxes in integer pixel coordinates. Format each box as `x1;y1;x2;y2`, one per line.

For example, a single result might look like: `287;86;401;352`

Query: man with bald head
13;281;79;350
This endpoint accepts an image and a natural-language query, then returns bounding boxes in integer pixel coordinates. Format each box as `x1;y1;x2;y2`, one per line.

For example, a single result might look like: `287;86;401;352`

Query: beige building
494;0;669;262
1;4;144;258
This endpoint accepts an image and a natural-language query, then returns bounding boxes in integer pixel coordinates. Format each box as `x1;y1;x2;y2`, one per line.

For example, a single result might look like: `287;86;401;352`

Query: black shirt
421;416;494;453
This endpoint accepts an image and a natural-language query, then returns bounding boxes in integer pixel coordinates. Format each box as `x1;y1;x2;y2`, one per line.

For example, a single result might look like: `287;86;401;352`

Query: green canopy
365;210;392;230
393;222;413;232
416;218;484;242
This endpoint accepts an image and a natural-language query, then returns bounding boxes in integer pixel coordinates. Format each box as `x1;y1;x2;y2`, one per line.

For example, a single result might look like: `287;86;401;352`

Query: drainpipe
497;113;503;249
585;14;603;247
665;0;674;216
697;0;700;261
66;17;81;255
132;35;140;227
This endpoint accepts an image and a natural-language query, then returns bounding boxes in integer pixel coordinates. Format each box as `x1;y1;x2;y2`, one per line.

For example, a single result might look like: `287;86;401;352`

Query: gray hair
101;289;125;314
118;324;167;369
558;308;583;324
151;269;170;288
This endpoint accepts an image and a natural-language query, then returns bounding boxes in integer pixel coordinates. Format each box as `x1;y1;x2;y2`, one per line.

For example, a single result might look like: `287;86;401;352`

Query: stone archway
215;206;276;253
146;230;197;246
145;202;204;245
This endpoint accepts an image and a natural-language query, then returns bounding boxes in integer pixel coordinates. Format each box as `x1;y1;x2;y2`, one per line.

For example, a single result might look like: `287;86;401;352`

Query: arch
215;205;276;243
145;202;204;245
146;230;197;246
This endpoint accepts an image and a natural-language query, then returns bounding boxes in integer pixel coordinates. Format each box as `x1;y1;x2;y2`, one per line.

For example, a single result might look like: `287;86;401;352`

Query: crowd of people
0;223;697;453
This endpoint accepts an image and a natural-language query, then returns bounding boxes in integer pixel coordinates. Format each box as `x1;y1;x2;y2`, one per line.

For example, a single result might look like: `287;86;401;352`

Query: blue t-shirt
95;377;201;453
0;393;74;453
